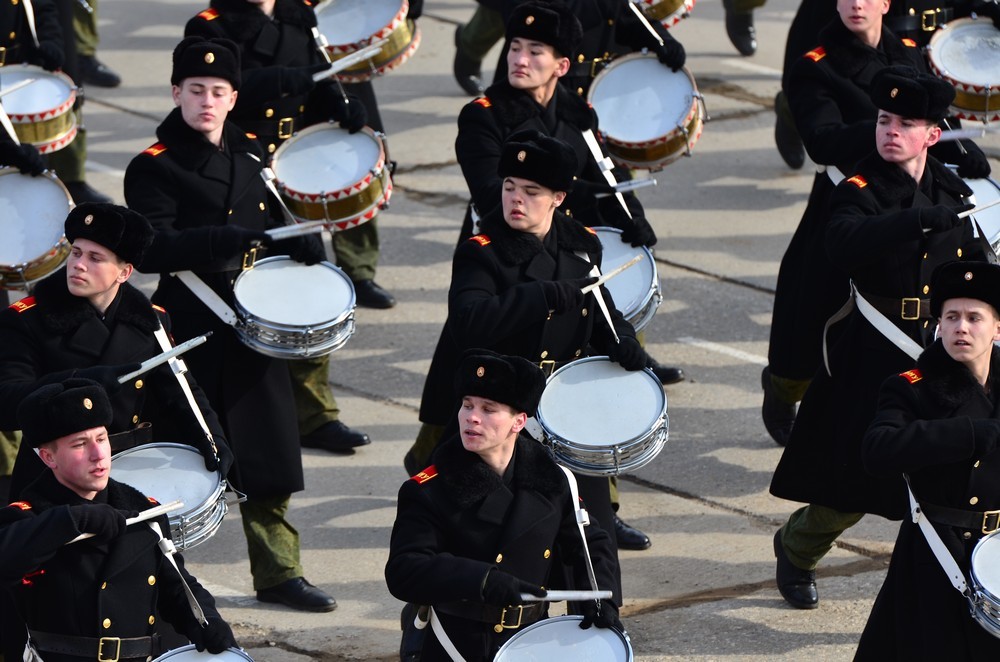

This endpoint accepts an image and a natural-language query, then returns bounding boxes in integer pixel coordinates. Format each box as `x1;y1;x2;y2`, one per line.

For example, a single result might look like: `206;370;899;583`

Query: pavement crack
85;96;164;122
653;256;776;295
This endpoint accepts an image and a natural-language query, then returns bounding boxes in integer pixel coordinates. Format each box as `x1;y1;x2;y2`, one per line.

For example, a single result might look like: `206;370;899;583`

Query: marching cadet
770;66;985;610
184;0;373;454
0;203;232;500
387;350;621;661
762;0;990;447
124;36;336;612
857;261;1000;659
0;379;238;661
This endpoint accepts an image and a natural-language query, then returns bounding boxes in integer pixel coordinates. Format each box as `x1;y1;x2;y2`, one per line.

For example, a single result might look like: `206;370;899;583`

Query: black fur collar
819;19;912;77
209;0;315;30
155;108;264;169
477;208;601;266
851;152;972;207
434;433;566;509
481;80;593;132
916;340;1000;409
32;268;159;335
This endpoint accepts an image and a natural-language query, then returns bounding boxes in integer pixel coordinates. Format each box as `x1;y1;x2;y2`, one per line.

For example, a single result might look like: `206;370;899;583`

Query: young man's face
458;395;526;459
875;111;940;164
38;426;112;500
171;77;237;137
939;297;1000;367
501;176;566;239
837;0;889;36
66;238;131;301
507;37;569;92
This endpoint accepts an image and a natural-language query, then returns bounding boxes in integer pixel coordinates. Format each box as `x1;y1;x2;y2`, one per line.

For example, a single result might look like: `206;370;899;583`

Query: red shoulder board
303;0;313;6
804;46;826;62
8;501;31;511
411;466;438;484
9;297;36;313
901;38;917;48
152;304;166;314
585;226;597;235
469;234;491;246
143;143;167;157
246;132;257;140
846;174;868;189
147;496;160;505
474;97;492;108
899;369;923;384
197;8;219;20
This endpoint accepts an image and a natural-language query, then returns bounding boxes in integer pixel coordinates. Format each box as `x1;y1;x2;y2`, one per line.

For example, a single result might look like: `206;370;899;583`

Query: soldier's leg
779;504;864;570
73;0;98;57
240;493;303;591
722;0;766;56
289;356;370;453
637;329;685;386
0;431;19;504
333;219;396;309
454;4;505;96
47;119;111;204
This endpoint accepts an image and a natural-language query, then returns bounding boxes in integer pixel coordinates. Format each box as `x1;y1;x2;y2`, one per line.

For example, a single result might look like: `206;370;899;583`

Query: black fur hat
870;65;955;122
171;36;241;90
930;261;1000;317
506;0;583;58
498;129;578;192
64;203;154;265
18;378;113;447
454;349;546;416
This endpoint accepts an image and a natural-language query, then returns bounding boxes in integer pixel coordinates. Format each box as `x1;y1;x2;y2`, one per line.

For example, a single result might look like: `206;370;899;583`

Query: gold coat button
134;380;143;390
574;349;582;357
540;350;548;359
582;308;588;317
259;202;266;211
149;615;156;625
957;248;963;257
543;549;551;559
102;618;111;629
299;105;305;113
577;54;585;63
495;553;503;563
265;108;274;118
923;321;929;329
228;209;233;215
607;18;614;25
922;285;930;294
964;531;972;539
975;460;981;468
494;624;504;633
971;496;980;505
148;575;156;586
8;31;14;39
11;0;17;5
577;87;584;96
101;582;107;590
132;415;139;424
268;144;276;153
923;252;928;259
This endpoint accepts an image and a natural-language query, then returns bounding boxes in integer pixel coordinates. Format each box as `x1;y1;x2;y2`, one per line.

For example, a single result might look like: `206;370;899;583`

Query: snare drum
494;616;633;661
153;645;254;661
233;256;356;359
970;531;1000;638
270;124;391;228
536;357;668;476
315;0;421;82
639;0;696;28
927;18;1000;122
0;168;72;289
964;177;1000;255
593;227;661;332
111;443;228;551
588;54;705;169
0;64;78;153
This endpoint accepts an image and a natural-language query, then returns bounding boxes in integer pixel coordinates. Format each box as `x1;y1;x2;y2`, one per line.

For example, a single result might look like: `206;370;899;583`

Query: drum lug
695;92;711;123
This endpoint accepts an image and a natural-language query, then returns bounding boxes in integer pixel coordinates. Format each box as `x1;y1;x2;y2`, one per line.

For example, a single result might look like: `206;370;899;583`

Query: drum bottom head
153;645;253;661
494;616;632;661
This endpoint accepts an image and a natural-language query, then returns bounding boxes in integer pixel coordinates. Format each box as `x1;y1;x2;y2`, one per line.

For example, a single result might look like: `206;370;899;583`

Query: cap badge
476;366;485;378
83;397;93;410
517;150;526;162
525;15;535;24
205;52;215;64
890;87;899;98
84;214;94;225
965;271;974;281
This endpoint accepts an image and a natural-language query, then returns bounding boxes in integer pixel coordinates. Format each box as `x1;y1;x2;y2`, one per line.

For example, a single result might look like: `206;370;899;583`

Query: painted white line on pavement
720;58;783;79
677;336;768;365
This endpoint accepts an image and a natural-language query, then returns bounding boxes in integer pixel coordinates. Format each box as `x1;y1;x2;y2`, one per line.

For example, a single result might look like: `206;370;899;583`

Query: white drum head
931;20;1000;88
589;56;694;144
0;170;71;265
0;66;72;116
234;258;354;326
965;178;1000;249
273;127;380;195
537;358;665;447
153;645;253;661
494;616;631;661
111;443;218;516
316;0;400;45
593;227;656;318
973;532;1000;599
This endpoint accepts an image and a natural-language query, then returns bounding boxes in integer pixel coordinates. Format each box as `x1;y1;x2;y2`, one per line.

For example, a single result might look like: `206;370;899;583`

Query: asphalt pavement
40;0;1000;659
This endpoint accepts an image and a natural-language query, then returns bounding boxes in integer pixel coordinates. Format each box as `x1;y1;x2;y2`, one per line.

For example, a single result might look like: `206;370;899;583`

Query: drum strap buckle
242;246;259;271
920;8;942;31
983;510;1000;535
97;637;121;662
589;56;609;79
0;47;6;66
539;360;557;377
277;117;295;139
496;606;524;632
901;297;921;320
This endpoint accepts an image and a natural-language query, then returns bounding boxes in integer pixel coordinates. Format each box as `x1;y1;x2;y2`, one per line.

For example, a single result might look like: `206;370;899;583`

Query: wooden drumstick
66;500;184;545
581;255;643;294
116;333;212;384
311;41;387;82
266;220;329;239
0;78;38;100
519;590;614;603
959;197;1000;219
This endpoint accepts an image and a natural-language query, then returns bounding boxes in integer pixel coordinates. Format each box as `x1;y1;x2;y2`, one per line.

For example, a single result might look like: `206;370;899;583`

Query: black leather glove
74;363;142;395
187;616;237;654
620;215;658;248
326;91;368;134
919;204;969;233
211;225;270;259
481;568;545;607
69;504;126;542
542;277;597;314
972;419;1000;456
0;142;45;176
608;335;647;371
654;37;686;71
579;600;622;630
407;0;423;19
973;0;1000;28
572;178;615;198
36;41;64;71
956;141;992;179
291;234;327;265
